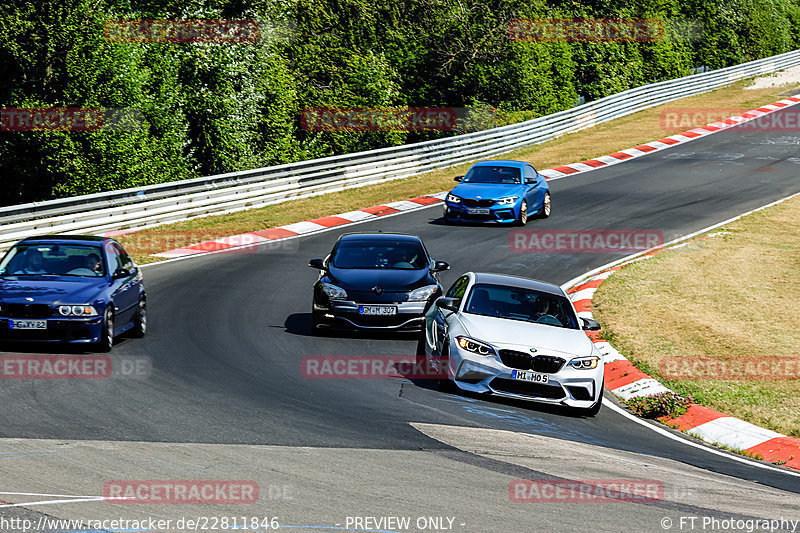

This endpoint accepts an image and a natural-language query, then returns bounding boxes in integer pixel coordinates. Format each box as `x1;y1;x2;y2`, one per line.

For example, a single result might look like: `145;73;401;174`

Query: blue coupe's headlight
497;196;519;205
568;356;600;369
58;305;99;317
409;284;437;301
447;194;461;204
321;283;348;300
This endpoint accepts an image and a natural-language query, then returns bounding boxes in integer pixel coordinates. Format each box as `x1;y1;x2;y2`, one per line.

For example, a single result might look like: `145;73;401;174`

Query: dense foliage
1;0;799;205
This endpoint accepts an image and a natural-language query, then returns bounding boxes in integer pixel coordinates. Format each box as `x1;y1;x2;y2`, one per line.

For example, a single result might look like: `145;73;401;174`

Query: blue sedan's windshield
463;283;579;329
0;244;106;277
331;240;427;270
462;166;521;184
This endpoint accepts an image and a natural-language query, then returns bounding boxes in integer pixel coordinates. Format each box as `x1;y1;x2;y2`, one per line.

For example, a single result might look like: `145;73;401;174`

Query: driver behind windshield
86;253;103;274
21;249;47;275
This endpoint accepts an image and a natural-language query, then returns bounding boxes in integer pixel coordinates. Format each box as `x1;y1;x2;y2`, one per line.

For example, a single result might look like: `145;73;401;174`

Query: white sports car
417;272;604;416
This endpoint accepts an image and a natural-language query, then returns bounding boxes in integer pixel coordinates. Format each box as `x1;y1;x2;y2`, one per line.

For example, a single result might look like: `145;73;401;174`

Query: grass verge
593;195;800;437
118;79;800;264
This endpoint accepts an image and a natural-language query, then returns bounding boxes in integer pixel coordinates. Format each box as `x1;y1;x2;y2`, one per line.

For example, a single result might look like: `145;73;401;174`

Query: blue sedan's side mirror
308;258;325;270
112;268;130;280
454;175;463;182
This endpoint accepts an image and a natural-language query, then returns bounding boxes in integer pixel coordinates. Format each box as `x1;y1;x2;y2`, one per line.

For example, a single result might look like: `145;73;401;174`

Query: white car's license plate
512;369;549;383
359;306;397;316
467;208;490;215
9;319;47;330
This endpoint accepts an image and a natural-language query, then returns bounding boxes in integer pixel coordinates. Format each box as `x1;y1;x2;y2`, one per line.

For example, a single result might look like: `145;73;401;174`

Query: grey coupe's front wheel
582;384;604;417
436;341;455;391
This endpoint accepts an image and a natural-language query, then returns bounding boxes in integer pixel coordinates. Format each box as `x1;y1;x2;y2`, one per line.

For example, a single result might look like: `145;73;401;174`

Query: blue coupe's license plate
512;369;549;383
359;306;397;316
9;319;47;330
467;208;490;215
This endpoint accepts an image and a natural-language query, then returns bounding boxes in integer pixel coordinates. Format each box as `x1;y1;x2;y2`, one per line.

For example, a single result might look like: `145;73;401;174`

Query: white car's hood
458;313;593;357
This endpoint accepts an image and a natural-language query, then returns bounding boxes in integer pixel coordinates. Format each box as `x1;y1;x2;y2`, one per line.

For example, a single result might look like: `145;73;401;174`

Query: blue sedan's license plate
9;319;47;330
467;208;490;215
512;369;548;383
359;306;397;316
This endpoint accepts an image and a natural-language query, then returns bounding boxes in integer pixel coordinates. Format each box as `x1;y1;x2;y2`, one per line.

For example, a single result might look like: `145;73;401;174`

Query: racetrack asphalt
2;107;800;532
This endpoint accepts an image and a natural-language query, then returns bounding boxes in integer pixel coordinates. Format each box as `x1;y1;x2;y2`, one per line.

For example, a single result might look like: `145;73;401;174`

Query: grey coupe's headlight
409;284;437;301
321;283;348;300
497;196;519;205
456;336;495;356
447;194;461;203
568;356;600;369
58;305;99;317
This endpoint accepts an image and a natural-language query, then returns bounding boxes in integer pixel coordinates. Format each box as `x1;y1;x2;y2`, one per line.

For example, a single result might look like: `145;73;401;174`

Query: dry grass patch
120;79;800;264
593;195;800;436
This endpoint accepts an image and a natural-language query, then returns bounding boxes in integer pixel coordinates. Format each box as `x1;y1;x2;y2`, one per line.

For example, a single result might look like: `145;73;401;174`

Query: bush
627;392;695;419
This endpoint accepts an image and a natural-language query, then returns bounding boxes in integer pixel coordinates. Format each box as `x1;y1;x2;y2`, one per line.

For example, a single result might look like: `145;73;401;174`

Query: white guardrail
2;49;800;250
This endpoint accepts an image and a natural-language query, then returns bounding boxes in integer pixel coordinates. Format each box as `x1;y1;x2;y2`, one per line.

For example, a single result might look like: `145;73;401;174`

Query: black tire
310;308;325;336
516;200;528;226
582;384;604;417
436;341;454;391
128;298;147;338
536;192;551;219
96;307;114;353
442;207;455;225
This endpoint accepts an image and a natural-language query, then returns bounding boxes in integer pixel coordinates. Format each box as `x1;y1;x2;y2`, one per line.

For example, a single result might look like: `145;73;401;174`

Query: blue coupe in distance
443;160;551;225
0;235;146;352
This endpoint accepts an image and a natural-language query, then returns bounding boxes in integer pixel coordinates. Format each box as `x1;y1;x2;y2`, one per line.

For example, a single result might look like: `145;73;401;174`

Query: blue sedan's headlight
447;194;461;203
497;196;519;205
321;283;348;300
409;284;437;301
58;305;99;317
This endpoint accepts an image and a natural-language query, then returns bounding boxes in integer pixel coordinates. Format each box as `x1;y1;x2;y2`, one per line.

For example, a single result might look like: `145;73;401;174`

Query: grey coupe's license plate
467;208;490;215
359;306;397;316
9;319;47;330
512;369;549;383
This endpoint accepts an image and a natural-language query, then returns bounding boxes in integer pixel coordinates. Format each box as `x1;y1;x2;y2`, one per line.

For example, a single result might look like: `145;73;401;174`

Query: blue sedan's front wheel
95;308;114;353
128;298;147;338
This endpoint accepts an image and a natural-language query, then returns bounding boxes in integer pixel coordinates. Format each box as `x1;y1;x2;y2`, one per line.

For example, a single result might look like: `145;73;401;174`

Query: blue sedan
443;160;551;225
0;235;146;352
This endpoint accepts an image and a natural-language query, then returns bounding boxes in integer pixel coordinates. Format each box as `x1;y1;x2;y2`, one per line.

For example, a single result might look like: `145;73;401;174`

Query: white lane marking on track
0;497;108;508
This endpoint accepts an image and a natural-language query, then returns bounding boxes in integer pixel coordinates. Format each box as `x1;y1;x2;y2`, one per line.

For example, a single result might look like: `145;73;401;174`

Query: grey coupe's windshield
0;244;106;277
331;240;427;269
463;283;579;329
462;166;521;184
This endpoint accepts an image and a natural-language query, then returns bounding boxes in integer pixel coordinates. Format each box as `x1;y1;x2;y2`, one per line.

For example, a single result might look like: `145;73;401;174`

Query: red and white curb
566;240;800;471
150;93;800;258
150;194;446;257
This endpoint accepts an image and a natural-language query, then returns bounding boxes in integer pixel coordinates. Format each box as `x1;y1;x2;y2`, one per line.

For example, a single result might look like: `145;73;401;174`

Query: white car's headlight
497;196;519;205
447;193;461;203
456;336;495;356
568;356;600;369
409;284;437;301
321;283;348;300
58;305;99;317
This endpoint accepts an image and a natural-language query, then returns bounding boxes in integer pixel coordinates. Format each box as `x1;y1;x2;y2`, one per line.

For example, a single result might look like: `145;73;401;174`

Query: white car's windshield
0;243;106;277
463;283;579;329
